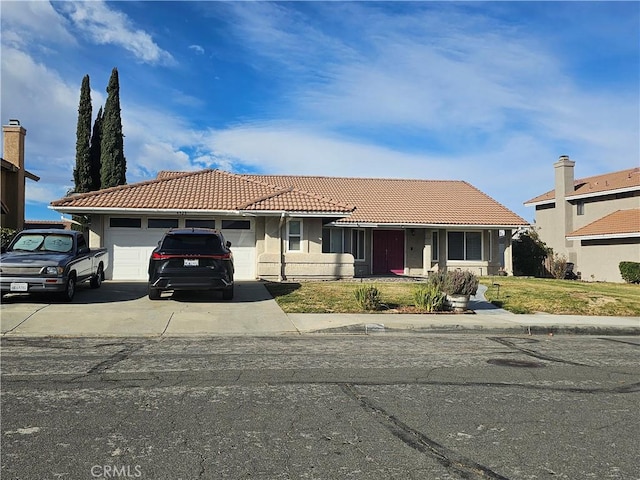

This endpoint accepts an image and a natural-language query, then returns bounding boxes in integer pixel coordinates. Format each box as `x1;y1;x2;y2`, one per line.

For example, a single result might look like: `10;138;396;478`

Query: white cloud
58;1;175;66
0;1;76;50
188;44;205;55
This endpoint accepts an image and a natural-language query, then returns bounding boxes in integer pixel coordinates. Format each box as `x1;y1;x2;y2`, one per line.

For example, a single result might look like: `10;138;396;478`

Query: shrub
512;229;551;277
548;253;568;280
414;284;446;312
427;270;478;296
354;284;382;311
619;262;640;284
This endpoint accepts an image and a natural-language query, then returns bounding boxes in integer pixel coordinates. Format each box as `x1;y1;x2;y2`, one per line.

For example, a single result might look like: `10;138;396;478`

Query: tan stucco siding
257;252;355;280
573;238;640;283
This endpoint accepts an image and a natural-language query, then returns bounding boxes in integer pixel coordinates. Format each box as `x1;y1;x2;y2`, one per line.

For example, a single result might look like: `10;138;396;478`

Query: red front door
372;230;405;275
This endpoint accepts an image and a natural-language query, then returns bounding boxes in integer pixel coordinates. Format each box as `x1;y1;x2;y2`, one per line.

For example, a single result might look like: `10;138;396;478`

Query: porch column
503;229;513;275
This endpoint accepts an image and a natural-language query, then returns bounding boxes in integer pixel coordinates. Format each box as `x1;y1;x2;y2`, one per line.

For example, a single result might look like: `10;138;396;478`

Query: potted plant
429;270;478;311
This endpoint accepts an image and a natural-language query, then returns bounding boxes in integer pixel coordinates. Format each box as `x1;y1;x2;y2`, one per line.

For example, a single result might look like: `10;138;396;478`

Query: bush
512;229;551;277
548;253;568;280
414;284;446;312
619;262;640;284
354;284;382;311
427;270;478;296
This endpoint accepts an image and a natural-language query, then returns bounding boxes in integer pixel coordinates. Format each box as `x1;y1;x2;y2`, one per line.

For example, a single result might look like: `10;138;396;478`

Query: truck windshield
11;234;73;253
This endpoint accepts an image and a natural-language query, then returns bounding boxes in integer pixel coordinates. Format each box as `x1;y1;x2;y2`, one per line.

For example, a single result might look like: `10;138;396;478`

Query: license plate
184;259;199;267
10;283;28;292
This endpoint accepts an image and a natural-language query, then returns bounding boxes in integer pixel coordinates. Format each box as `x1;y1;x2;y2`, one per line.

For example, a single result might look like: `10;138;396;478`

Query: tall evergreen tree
73;75;92;193
89;106;103;190
100;67;126;188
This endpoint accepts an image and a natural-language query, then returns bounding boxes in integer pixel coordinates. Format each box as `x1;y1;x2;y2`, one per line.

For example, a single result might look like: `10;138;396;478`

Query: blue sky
2;1;638;222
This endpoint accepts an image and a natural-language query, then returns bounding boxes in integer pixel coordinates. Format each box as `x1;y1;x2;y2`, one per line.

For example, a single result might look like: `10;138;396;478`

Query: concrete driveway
0;281;297;337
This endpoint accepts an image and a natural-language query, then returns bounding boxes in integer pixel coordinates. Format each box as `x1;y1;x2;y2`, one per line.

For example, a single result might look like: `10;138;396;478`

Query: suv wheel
148;286;161;300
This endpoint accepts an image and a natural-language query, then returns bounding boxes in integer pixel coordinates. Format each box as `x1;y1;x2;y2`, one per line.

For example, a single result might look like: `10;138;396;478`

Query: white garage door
105;228;164;280
221;228;256;280
104;217;256;281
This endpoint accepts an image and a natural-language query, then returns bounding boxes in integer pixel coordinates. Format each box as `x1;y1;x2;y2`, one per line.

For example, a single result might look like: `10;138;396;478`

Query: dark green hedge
619;262;640;284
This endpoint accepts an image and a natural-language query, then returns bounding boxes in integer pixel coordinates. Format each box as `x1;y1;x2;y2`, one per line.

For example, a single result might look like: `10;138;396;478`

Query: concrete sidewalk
1;281;638;337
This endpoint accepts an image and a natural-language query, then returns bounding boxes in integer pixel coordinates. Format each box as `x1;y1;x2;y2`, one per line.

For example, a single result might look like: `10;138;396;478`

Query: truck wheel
148;286;161;300
90;265;103;289
60;275;76;302
222;285;234;301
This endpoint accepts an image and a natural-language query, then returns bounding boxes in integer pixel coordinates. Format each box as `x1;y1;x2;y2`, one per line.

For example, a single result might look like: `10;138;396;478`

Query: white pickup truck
0;229;109;301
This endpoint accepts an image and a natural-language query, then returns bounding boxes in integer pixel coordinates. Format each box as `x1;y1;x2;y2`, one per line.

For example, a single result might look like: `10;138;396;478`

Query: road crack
339;383;511;479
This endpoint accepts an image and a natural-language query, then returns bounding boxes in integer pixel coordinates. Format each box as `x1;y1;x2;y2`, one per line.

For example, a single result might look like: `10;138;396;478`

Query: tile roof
50;170;354;215
245;174;528;226
525;167;640;205
50;169;528;227
567;209;640;239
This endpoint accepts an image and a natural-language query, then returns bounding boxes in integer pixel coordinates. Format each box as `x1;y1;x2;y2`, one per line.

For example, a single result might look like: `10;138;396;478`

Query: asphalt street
2;334;639;480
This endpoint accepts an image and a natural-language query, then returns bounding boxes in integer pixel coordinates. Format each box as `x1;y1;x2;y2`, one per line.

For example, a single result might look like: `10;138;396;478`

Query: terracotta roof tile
246;175;527;226
51;169;528;227
525;167;640;205
50;170;353;214
567;209;640;238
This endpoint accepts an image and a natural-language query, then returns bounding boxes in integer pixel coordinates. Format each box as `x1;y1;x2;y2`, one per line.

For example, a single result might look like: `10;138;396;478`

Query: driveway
0;281;297;337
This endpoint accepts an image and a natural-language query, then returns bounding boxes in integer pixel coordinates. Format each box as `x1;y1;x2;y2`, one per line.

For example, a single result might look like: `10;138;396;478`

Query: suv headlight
42;266;63;275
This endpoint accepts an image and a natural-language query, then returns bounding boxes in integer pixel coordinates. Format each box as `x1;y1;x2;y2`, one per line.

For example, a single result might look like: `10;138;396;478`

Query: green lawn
264;277;640;316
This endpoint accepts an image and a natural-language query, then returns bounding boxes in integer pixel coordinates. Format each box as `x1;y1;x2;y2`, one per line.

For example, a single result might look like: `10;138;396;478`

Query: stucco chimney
553;155;575;252
554;154;575;197
3;119;26;172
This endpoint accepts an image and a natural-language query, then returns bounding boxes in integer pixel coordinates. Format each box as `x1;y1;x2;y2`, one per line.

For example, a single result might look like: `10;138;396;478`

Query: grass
264;277;640;316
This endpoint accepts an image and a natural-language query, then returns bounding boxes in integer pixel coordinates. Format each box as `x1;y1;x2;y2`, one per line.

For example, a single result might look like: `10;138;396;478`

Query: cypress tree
89;106;103;190
100;67;127;188
73;75;92;193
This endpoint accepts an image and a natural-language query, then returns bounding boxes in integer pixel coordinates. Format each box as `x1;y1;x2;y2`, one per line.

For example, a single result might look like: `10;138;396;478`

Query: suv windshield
161;234;223;254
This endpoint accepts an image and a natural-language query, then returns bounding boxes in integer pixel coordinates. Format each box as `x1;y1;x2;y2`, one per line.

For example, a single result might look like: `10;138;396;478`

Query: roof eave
566;232;640;241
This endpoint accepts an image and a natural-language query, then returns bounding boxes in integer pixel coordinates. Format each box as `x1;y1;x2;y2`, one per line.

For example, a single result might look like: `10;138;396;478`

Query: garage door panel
106;229;164;280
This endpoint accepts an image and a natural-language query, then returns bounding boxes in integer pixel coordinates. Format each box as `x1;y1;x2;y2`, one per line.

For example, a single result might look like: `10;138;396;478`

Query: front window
322;228;344;253
448;231;482;261
577;202;584;216
431;231;439;261
351;229;365;261
288;220;302;251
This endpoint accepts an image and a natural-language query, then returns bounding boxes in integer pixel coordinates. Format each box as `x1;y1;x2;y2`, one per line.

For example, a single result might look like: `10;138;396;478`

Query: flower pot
446;294;470;312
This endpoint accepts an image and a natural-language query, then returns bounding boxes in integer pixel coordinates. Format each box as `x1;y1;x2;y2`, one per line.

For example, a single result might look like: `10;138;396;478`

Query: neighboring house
50;169;528;281
1;120;40;231
524;156;640;282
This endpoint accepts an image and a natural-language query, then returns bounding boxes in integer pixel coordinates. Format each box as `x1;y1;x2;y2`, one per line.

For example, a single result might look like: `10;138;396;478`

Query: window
148;218;179;229
447;231;482;261
577;202;584;216
351;229;365;261
77;234;88;253
109;217;141;228
431;231;439;261
185;219;216;229
322;228;344;253
221;219;251;230
288;220;302;251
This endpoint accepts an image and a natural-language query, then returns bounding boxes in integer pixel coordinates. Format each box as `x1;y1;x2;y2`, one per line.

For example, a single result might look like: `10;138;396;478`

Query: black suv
147;228;234;300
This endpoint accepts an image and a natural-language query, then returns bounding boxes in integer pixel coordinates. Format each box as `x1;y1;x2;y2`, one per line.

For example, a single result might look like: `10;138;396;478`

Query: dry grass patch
265;278;640;316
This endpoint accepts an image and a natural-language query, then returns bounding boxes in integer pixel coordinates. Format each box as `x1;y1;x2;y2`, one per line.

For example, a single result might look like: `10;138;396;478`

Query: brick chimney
2;119;27;230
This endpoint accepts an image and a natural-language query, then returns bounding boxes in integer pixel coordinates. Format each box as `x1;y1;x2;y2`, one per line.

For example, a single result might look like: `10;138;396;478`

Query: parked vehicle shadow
1;281;149;305
2;281;281;305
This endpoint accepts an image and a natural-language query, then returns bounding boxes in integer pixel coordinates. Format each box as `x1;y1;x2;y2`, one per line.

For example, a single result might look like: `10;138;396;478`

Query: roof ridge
250;173;464;183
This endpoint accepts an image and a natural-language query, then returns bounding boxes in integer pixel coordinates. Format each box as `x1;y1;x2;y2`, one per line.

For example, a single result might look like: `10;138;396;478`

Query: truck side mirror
226;241;232;248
